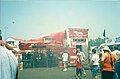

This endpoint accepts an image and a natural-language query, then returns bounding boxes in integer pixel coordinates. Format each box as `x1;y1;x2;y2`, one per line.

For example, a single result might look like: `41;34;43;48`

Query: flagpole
103;29;106;45
104;36;106;45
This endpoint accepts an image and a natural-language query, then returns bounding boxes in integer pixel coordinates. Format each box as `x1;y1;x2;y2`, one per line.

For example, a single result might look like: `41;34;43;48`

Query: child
75;53;83;79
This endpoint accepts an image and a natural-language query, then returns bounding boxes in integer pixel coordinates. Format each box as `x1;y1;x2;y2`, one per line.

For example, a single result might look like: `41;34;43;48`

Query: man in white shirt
0;37;18;79
91;50;99;66
91;49;100;79
62;51;68;71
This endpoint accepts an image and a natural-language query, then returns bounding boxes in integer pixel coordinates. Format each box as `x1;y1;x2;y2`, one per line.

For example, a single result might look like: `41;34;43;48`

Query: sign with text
69;28;88;38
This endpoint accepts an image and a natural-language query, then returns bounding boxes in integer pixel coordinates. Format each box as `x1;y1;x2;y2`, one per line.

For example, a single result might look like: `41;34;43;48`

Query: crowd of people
0;34;120;79
73;46;120;79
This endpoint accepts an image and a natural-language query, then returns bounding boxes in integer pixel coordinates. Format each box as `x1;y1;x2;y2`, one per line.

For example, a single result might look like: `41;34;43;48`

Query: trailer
65;28;89;66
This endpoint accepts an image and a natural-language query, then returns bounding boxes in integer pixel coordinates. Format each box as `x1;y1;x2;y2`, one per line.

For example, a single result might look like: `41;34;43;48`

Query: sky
0;0;120;40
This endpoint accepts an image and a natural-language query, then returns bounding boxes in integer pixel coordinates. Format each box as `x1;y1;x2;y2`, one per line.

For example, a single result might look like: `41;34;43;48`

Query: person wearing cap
114;51;120;79
0;36;18;79
75;52;83;79
101;46;116;79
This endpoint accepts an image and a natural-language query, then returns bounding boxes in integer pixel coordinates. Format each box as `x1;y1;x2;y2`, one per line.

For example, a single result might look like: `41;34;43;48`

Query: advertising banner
69;28;88;38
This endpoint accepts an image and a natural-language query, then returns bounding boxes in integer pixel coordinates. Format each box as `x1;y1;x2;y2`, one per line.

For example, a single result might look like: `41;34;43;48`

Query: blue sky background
0;0;120;40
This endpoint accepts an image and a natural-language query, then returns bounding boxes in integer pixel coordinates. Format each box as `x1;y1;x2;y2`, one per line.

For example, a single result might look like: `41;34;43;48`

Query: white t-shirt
62;53;68;62
92;53;99;65
77;52;85;61
0;46;18;79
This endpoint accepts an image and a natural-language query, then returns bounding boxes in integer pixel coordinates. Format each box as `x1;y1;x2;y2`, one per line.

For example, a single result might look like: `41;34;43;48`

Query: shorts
91;65;100;77
63;61;68;67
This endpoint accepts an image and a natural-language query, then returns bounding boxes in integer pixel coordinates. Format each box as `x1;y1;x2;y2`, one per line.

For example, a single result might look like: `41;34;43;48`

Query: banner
69;28;88;38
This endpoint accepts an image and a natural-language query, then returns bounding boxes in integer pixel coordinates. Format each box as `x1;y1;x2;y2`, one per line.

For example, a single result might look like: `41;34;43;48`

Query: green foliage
88;37;104;46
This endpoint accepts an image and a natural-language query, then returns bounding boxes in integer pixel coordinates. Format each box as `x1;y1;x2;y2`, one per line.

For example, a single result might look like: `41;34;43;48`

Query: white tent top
6;37;15;41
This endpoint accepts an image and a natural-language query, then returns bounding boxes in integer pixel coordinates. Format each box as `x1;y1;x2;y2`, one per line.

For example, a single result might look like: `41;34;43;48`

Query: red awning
21;31;65;46
22;38;44;44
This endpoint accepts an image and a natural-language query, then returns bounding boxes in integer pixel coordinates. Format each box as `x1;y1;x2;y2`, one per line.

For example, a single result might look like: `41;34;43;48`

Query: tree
88;37;104;46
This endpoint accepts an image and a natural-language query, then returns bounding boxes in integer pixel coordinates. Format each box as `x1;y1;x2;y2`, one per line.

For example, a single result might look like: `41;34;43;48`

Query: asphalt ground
18;67;96;79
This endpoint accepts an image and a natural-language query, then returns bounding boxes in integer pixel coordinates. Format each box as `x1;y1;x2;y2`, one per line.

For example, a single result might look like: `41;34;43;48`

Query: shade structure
20;38;44;50
20;32;65;50
22;38;44;44
25;32;65;46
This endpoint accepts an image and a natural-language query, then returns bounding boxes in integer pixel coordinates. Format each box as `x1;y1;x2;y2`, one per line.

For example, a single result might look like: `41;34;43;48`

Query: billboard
69;28;88;38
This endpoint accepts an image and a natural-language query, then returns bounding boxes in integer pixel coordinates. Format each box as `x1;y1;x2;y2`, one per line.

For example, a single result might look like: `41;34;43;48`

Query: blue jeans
76;68;82;76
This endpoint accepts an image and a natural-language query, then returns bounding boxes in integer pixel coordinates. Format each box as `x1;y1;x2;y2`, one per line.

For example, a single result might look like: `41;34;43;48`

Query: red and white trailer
65;28;89;66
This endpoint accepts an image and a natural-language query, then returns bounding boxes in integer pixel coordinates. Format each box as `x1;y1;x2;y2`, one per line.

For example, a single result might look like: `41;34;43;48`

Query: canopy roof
20;32;65;50
22;32;65;46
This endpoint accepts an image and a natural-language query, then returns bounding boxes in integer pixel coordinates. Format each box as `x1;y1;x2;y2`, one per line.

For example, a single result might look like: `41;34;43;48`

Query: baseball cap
103;46;111;51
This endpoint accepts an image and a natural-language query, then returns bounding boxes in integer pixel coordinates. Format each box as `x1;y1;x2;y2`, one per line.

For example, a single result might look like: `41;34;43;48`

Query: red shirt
75;57;83;68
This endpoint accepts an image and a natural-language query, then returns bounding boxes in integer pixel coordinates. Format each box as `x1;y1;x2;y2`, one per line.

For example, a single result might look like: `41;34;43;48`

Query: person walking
91;49;100;79
76;48;86;76
62;50;69;71
114;50;120;79
75;53;83;79
101;46;116;79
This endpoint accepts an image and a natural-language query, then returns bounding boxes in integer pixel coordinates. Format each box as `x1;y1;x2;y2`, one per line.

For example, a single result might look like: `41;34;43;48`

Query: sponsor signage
69;28;88;38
